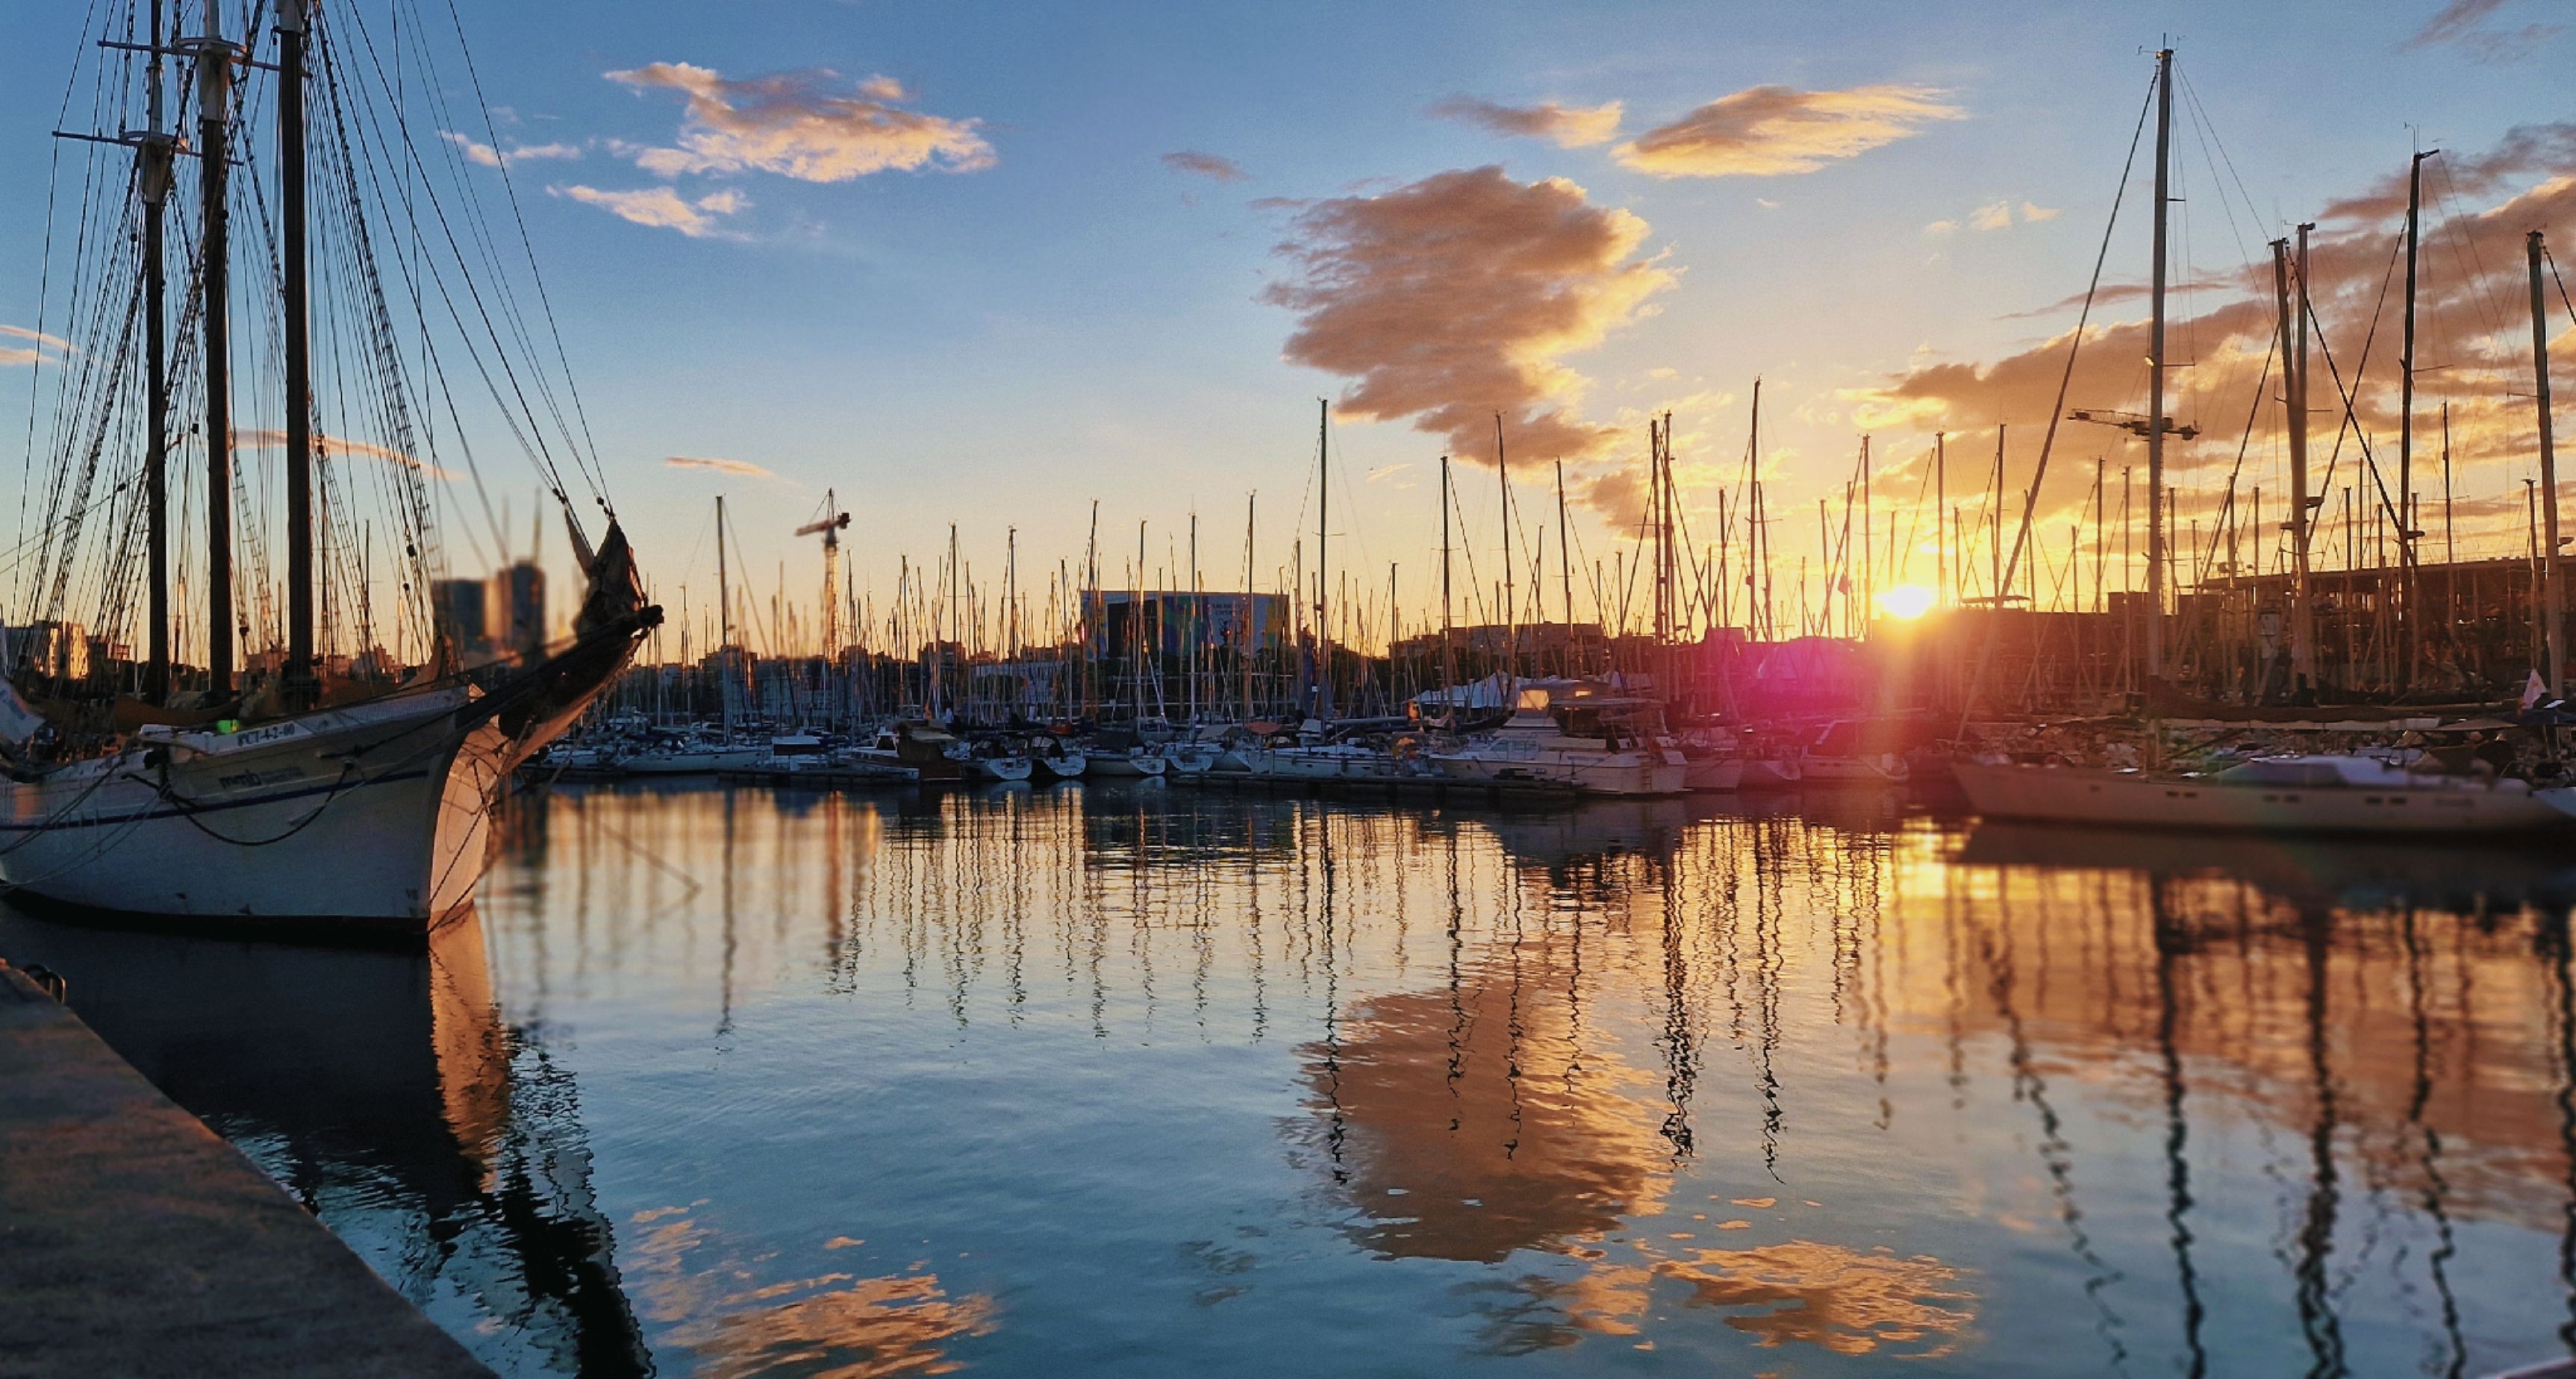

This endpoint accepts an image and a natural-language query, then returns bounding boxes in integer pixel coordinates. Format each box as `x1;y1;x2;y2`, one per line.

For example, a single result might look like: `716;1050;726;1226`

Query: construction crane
796;490;852;653
2067;408;2200;440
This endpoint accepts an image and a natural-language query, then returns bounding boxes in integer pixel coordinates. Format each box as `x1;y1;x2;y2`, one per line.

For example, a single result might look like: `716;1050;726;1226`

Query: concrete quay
0;958;491;1378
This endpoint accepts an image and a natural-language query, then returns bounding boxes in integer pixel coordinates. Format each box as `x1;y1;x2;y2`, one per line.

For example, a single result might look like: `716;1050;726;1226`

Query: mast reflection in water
7;781;2575;1375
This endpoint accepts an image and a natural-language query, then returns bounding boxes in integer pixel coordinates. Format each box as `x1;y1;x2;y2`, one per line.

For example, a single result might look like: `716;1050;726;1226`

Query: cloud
1844;124;2576;552
1263;165;1674;464
549;184;746;237
2404;0;2559;57
0;324;73;367
1430;96;1624;148
606;63;991;181
230;428;455;480
1612;84;1962;178
1970;200;2013;231
438;131;582;168
1924;218;1959;237
2021;201;2060;222
665;455;776;478
2318;122;2576;225
1162;150;1248;182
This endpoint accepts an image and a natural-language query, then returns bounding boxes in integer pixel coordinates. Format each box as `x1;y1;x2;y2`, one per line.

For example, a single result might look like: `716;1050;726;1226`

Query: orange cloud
2404;0;2560;60
665;455;776;479
607;63;991;181
550;184;746;237
1614;84;1962;178
1431;96;1624;148
1264;166;1674;464
1161;150;1248;182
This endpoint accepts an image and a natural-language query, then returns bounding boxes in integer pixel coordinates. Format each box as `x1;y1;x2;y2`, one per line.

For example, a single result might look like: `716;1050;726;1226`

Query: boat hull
1682;755;1745;792
1953;762;2569;834
1035;753;1088;780
0;690;502;931
1429;751;1685;797
1087;754;1167;778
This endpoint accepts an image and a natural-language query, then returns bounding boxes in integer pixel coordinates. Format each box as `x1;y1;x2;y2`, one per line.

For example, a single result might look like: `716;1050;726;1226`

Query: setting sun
1875;584;1936;620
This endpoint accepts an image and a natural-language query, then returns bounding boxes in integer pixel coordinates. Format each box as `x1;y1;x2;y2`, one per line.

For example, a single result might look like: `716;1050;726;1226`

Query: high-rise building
496;561;545;660
431;578;491;663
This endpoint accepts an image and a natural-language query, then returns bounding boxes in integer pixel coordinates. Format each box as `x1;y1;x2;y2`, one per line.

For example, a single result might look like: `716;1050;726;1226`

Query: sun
1874;584;1936;620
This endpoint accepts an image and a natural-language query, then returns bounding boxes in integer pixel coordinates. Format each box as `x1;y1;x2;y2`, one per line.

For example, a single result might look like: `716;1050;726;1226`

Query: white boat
618;740;772;775
1681;750;1745;792
0;3;657;933
1164;742;1220;775
1243;741;1417;781
0;564;655;931
1429;689;1685;797
1085;749;1167;778
1956;753;2572;834
1796;721;1911;786
1033;749;1088;781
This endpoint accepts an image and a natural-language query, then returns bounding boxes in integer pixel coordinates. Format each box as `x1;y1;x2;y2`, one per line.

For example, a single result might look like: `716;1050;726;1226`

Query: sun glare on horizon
1875;584;1936;620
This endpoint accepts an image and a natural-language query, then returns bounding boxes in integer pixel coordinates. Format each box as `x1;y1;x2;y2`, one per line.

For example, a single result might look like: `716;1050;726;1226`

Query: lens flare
1875;584;1936;620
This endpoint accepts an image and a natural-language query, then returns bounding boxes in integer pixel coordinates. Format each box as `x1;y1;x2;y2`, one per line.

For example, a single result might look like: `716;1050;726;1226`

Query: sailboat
0;1;657;934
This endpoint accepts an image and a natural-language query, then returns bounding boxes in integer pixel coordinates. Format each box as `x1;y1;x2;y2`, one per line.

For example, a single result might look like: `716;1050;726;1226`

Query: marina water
5;781;2573;1375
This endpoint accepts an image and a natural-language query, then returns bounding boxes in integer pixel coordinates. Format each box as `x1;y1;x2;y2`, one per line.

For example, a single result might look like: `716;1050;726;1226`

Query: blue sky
4;0;2569;656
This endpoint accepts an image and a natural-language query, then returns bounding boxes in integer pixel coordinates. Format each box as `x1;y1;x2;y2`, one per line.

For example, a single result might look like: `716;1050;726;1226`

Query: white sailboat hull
1954;762;2569;834
1429;749;1685;796
0;690;506;931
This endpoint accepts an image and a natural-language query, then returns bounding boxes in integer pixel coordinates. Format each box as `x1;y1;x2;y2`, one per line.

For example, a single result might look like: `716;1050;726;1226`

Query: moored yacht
1429;689;1685;796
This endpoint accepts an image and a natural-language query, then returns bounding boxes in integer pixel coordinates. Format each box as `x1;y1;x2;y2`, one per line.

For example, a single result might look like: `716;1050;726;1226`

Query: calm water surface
7;782;2576;1376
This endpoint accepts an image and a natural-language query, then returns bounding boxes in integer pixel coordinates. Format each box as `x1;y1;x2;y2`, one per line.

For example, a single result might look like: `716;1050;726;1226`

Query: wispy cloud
1;323;74;367
1264;165;1674;465
230;428;456;480
1430;96;1624;148
549;184;747;237
665;455;776;478
607;63;991;181
2405;0;2560;58
438;130;583;168
2021;200;2060;222
1162;150;1248;182
1613;84;1962;178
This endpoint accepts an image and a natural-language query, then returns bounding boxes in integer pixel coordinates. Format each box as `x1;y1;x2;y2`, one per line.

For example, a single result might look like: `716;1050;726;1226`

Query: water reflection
3;781;2572;1375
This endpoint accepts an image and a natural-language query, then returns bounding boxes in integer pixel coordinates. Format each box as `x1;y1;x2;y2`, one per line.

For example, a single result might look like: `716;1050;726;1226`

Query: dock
0;960;492;1378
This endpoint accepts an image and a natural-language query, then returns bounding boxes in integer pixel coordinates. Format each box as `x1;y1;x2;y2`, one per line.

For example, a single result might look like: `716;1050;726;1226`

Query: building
431;578;492;663
1083;590;1287;659
494;560;546;661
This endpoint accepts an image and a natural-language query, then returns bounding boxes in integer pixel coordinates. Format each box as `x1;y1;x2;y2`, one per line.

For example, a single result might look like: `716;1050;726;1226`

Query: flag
2524;669;2548;712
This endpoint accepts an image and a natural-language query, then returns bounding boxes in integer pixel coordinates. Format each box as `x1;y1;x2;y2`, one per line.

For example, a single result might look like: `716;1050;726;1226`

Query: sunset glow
1876;584;1936;621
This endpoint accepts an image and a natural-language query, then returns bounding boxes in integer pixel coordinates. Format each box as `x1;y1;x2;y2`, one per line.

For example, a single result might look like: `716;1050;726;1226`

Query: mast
1495;414;1513;676
2532;229;2563;698
141;0;175;701
1313;400;1331;719
2145;46;2174;681
1439;454;1455;692
280;0;315;695
192;0;236;694
716;495;732;738
2398;150;2435;687
1750;378;1770;638
1935;432;1947;607
1188;513;1199;725
1556;459;1572;673
2274;236;2315;688
1243;493;1256;720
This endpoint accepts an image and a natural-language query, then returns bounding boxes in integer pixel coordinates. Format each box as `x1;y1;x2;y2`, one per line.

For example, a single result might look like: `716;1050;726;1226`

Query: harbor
3;0;2576;1375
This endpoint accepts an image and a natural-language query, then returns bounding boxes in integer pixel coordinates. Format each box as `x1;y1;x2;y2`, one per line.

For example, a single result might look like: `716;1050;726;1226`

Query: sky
2;0;2572;660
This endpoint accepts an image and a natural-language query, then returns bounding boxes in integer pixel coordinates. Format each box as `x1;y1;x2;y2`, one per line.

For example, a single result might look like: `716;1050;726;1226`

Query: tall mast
1314;399;1331;719
279;0;315;695
141;0;175;701
2531;230;2563;698
1188;512;1199;725
1555;460;1572;671
2398;149;2435;687
192;0;236;694
1495;414;1513;675
2145;46;2174;681
2274;234;2315;689
1750;378;1769;638
1242;493;1256;720
1439;454;1454;692
716;495;733;737
1934;432;1947;607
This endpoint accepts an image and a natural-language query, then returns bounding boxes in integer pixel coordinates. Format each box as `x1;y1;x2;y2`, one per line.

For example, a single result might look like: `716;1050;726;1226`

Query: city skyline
3;0;2570;663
